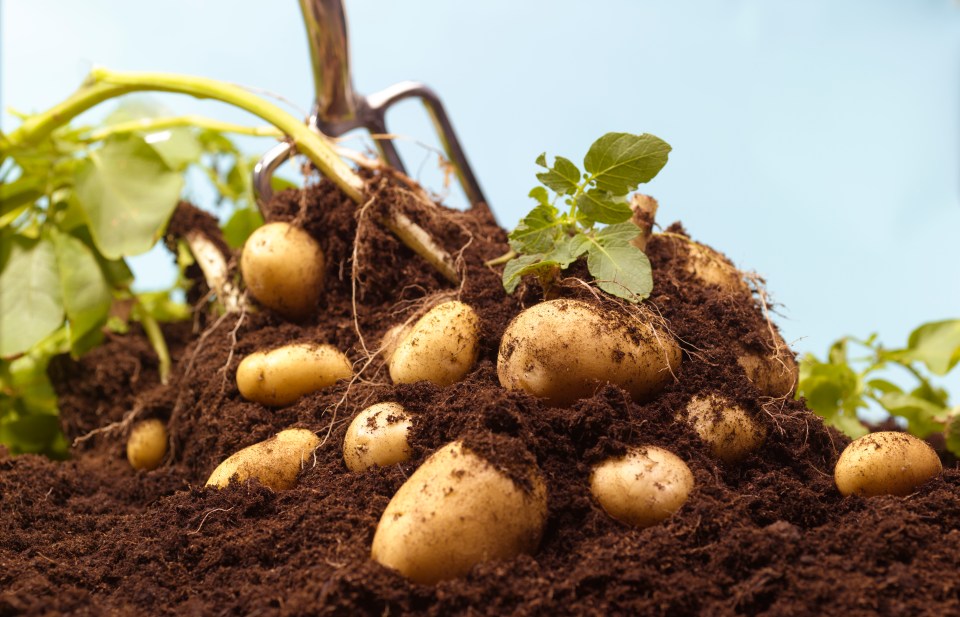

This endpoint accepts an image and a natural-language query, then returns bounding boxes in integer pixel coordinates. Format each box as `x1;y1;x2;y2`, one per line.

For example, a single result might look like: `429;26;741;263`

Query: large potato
684;394;766;463
380;323;412;364
206;428;320;490
497;299;681;407
738;350;798;398
389;301;480;387
371;441;548;584
343;402;413;472
834;431;942;497
590;445;694;528
126;419;167;471
240;222;325;321
236;343;352;407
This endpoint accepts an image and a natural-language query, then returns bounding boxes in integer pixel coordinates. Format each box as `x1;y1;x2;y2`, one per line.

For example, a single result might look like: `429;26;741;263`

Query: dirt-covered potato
678;238;749;295
380;323;412;364
497;299;681;407
206;428;320;490
834;431;942;497
236;343;352;407
240;221;325;321
126;419;167;471
684;394;766;463
738;350;798;398
590;445;694;528
389;301;480;387
371;440;548;584
343;402;413;472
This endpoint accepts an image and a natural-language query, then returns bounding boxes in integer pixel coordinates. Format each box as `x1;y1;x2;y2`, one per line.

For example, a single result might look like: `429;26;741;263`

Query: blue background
3;0;959;365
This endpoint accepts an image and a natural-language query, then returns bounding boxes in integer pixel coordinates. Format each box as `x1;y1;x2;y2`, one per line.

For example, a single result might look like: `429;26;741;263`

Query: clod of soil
2;177;958;616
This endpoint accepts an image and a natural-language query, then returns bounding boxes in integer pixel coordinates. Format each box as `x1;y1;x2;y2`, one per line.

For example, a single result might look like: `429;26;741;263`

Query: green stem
484;250;517;267
84;115;283;142
3;68;363;202
137;307;172;386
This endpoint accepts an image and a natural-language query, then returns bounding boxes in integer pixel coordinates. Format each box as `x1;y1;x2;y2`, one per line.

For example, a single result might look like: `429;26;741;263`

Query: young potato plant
501;132;671;302
0;98;282;457
797;319;960;455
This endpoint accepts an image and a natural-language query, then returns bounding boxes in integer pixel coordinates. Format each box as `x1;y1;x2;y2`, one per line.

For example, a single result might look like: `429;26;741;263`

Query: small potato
206;428;320;490
497;299;681;407
380;323;412;364
343;402;413;472
126;419;167;471
389;301;480;387
240;222;325;321
835;431;942;497
684;394;766;463
590;446;694;528
738;351;798;398
236;343;352;407
371;441;547;584
682;241;749;295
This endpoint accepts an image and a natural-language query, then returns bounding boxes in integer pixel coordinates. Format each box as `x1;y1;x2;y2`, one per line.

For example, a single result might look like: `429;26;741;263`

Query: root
187;507;235;535
219;299;248;393
183;230;244;314
744;272;794;376
351;194;380;356
72;403;145;447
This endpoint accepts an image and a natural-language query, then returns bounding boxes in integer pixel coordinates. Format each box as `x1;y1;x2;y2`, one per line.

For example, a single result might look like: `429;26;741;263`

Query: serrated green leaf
508;204;563;254
50;229;112;352
502;255;542;293
879;392;949;438
528;186;550;207
583;133;671;195
797;355;868;437
536;155;581;195
585;240;652;302
0;235;64;356
576;189;633;225
595;222;642;244
74;134;183;259
222;206;265;250
891;319;960;376
544;233;589;267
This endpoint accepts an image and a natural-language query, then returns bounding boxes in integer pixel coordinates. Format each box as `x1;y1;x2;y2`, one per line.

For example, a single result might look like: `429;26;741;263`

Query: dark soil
2;177;959;616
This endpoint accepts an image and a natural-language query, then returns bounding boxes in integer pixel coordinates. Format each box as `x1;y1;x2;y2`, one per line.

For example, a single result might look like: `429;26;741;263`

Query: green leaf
0;235;64;356
576;189;633;225
502;255;542;293
594;222;642;244
945;413;960;458
878;392;949;439
0;412;68;457
222;206;265;250
797;355;868;438
866;378;903;396
74;134;183;259
528;186;551;208
536;155;581;195
105;98;202;171
508;204;563;254
544;233;589;267
134;291;191;323
583;133;671;195
892;319;960;376
50;228;112;351
585;240;652;303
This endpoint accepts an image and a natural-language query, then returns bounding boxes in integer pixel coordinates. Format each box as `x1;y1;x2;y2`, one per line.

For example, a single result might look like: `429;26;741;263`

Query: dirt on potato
1;177;959;616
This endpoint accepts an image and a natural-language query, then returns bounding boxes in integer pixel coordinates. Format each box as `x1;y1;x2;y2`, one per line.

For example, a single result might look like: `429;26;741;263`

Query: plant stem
3;69;363;202
484;250;516;267
84;116;283;142
137;308;172;385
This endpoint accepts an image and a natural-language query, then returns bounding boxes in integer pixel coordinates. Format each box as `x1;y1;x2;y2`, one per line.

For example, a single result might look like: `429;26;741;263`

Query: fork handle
299;0;357;128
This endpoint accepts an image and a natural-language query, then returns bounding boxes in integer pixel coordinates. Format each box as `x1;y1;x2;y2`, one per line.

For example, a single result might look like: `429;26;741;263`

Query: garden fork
253;0;487;208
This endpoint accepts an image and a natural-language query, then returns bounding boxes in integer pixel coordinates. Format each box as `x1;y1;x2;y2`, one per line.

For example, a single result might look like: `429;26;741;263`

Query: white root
184;231;243;313
383;211;460;285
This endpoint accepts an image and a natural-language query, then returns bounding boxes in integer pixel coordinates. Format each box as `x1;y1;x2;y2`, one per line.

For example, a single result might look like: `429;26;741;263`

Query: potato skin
834;431;942;497
681;240;749;295
389;301;480;387
206;428;320;490
380;323;412;364
240;222;325;321
371;441;548;584
684;394;766;463
343;402;413;472
126;419;167;471
590;446;694;528
497;299;681;407
236;343;352;407
738;351;798;398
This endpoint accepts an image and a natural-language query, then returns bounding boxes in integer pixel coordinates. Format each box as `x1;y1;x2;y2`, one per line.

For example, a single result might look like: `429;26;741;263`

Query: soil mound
1;177;958;616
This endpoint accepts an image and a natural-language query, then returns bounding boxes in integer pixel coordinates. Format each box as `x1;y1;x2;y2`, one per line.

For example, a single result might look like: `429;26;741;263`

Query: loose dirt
1;178;958;616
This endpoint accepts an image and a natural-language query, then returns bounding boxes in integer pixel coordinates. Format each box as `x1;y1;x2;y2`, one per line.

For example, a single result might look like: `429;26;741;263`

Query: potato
389;301;480;387
834;431;942;497
126;418;167;471
236;343;352;407
240;221;325;321
738;350;798;398
684;394;766;463
380;323;412;364
682;241;749;295
343;402;413;472
497;299;681;407
590;445;694;528
206;428;320;490
371;441;548;584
